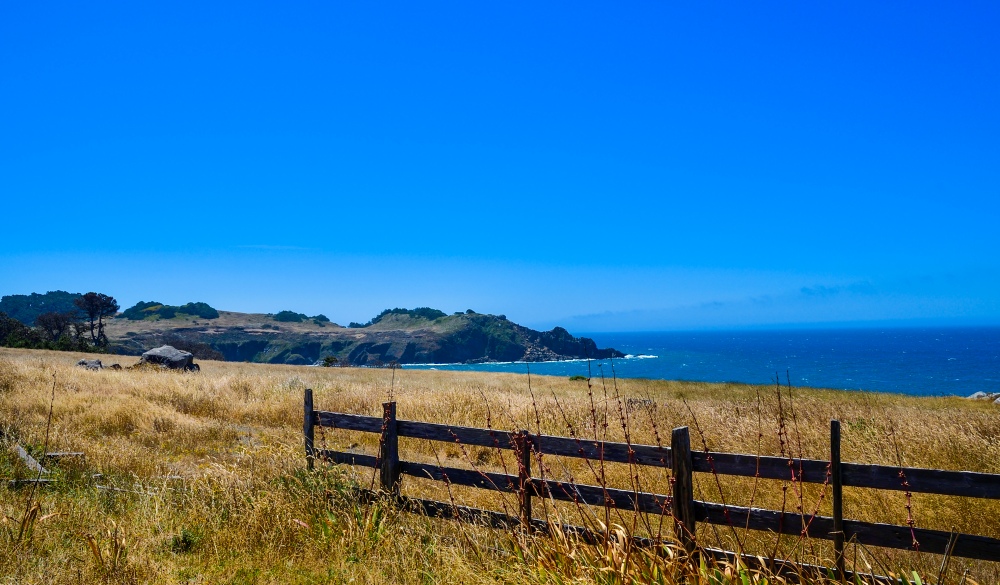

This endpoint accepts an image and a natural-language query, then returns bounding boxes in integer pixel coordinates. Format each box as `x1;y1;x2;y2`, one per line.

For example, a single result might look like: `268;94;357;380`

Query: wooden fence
303;389;1000;579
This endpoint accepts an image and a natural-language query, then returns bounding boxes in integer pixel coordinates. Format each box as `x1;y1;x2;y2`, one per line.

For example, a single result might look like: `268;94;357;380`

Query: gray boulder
76;359;103;370
140;345;197;371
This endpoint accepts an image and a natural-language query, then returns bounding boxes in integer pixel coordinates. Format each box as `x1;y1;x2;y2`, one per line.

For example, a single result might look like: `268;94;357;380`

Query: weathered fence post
672;426;696;555
304;388;315;471
515;429;533;529
831;419;845;582
379;402;401;497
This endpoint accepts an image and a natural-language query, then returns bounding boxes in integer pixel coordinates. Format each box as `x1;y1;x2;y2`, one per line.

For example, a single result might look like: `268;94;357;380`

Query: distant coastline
405;326;1000;397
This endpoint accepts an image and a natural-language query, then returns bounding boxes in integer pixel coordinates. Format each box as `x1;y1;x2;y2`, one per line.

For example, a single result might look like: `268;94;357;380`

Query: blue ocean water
403;327;1000;396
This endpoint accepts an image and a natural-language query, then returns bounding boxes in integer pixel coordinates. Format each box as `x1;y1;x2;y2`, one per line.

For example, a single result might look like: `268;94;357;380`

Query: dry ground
1;347;998;584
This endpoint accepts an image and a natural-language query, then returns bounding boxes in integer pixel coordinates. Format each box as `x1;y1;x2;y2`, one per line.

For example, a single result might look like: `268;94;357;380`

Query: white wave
403;357;595;368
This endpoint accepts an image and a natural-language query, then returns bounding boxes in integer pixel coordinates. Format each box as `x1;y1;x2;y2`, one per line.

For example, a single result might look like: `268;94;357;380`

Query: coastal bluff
105;309;624;366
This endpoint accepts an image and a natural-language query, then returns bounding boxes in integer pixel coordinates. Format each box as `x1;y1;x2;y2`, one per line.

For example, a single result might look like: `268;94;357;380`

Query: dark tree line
0;291;119;352
0;290;81;325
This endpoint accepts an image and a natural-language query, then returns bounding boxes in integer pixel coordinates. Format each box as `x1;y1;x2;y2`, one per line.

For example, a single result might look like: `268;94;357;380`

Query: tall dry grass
1;347;998;584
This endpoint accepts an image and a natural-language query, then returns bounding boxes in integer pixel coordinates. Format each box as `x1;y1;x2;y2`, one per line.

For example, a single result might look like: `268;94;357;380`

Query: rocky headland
104;309;623;366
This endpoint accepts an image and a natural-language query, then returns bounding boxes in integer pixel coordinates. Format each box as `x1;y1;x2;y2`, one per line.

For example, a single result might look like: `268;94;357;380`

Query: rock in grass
140;345;197;371
76;359;103;370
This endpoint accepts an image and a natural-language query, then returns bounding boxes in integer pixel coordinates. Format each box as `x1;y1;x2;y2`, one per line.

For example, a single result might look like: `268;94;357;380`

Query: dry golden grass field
1;347;999;584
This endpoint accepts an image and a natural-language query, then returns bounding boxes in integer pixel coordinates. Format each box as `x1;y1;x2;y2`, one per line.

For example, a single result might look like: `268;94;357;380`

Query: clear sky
2;2;998;331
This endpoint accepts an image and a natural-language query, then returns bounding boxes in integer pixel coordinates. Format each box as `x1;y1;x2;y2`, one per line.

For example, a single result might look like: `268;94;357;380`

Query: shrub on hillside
274;311;307;322
121;301;219;320
120;301;160;320
362;307;448;327
408;307;447;320
0;312;42;347
178;302;220;319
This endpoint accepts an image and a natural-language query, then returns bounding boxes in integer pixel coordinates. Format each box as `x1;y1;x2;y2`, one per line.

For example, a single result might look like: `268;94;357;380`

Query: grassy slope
1;347;999;584
103;310;338;336
104;311;470;337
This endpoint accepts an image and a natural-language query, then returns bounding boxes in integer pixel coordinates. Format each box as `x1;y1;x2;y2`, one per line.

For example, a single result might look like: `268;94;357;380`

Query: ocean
402;327;1000;397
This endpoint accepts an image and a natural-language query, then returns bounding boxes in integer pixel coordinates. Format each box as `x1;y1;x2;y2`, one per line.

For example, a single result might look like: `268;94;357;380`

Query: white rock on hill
966;391;1000;403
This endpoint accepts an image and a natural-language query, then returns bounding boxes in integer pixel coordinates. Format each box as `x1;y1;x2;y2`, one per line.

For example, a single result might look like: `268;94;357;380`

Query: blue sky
2;2;998;331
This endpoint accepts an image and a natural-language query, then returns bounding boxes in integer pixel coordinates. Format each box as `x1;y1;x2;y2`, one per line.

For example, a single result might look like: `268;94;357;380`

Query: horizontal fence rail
303;389;1000;573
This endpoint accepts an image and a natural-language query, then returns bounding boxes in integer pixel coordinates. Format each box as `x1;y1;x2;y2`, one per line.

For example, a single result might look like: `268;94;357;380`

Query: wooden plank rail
535;478;672;515
305;391;1000;568
14;445;48;475
696;501;1000;562
692;451;827;483
401;461;518;493
315;411;383;433
534;433;671;468
315;449;378;469
318;413;673;468
841;463;1000;498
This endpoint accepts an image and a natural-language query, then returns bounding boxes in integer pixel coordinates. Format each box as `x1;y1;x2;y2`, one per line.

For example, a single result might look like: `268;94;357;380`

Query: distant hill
0;291;82;325
104;308;624;366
